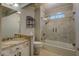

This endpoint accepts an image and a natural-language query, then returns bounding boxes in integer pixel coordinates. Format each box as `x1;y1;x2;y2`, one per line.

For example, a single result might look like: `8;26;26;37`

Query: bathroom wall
73;3;79;55
1;13;20;38
74;4;79;48
42;4;75;44
1;5;35;37
20;6;35;35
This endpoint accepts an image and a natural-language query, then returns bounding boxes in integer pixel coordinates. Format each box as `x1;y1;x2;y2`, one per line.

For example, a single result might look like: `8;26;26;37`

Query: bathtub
42;40;76;56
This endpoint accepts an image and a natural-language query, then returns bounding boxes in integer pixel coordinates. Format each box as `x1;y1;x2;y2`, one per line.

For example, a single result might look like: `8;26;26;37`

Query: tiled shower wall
42;4;75;44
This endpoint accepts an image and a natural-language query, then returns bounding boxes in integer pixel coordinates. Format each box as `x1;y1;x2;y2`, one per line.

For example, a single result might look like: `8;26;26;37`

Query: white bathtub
43;40;76;56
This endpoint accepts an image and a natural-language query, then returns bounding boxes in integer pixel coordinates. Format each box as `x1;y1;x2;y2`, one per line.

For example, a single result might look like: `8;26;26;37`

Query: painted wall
1;13;20;38
20;6;35;35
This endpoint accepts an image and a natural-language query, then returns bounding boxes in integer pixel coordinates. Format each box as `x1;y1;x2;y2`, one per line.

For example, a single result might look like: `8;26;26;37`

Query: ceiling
0;3;71;17
42;3;73;15
0;5;15;17
43;3;72;10
0;3;30;17
1;3;30;11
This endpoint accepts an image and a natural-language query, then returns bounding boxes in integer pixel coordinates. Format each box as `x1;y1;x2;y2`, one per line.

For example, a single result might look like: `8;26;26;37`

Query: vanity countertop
1;38;29;50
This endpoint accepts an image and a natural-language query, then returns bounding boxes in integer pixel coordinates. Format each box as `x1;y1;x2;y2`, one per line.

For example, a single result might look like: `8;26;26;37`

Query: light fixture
17;11;21;14
13;3;19;7
5;3;19;7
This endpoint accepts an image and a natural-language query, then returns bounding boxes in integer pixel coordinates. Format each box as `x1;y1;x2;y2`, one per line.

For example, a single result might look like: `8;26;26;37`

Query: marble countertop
1;38;28;50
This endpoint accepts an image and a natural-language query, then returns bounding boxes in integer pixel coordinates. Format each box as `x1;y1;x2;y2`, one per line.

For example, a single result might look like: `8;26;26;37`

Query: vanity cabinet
0;40;30;56
21;42;29;56
1;48;13;56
